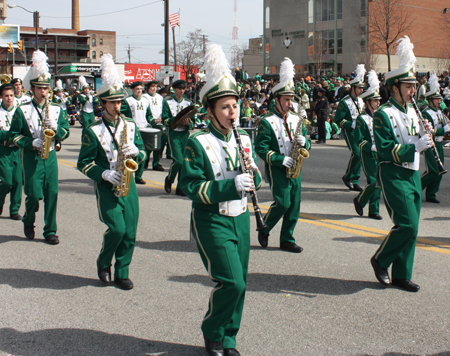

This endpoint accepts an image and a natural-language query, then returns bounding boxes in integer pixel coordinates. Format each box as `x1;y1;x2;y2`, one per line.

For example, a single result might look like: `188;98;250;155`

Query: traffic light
18;40;23;51
7;42;13;53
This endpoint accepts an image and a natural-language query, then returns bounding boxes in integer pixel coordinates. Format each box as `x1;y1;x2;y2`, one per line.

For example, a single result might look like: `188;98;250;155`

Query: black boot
97;259;111;284
342;176;353;190
164;176;172;193
204;337;224;356
370;256;390;286
24;225;35;240
280;241;303;253
45;235;60;245
114;278;134;290
353;197;363;216
392;278;420;292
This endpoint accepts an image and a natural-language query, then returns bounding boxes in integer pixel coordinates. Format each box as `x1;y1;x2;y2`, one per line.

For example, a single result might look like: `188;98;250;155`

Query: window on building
100;51;103;57
360;0;366;17
308;0;314;24
315;0;335;23
337;29;342;54
92;51;96;59
59;50;62;56
92;38;96;46
337;0;342;19
265;7;270;29
315;29;343;55
100;38;103;45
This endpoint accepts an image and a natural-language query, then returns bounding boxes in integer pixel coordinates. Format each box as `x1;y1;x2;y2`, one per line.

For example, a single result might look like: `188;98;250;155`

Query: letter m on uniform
136;102;144;110
223;146;240;171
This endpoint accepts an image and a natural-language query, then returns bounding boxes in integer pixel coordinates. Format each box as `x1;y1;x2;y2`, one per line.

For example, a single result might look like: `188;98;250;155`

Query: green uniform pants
0;146;22;215
22;150;58;237
356;151;381;215
95;180;139;279
167;130;189;185
191;208;250;350
375;163;421;280
136;150;151;180
81;111;95;129
342;129;361;184
264;164;302;244
421;142;444;200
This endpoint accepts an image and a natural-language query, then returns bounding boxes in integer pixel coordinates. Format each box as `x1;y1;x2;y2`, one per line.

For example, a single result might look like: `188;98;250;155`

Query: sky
5;0;264;64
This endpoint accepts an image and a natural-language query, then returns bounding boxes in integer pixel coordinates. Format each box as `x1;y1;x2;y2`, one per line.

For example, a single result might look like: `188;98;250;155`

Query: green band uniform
79;93;100;128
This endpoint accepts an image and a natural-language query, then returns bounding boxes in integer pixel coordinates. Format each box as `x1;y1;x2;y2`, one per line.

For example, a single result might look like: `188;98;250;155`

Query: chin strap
206;99;227;130
396;83;408;109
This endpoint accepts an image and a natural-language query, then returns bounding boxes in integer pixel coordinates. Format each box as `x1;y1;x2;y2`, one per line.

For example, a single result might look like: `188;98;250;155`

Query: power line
41;0;163;19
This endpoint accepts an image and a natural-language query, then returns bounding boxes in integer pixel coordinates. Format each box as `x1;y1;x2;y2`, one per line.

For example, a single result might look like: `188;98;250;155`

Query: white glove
282;156;296;168
32;138;43;149
244;155;258;172
371;144;377;152
122;143;139;157
102;170;121;185
294;134;306;146
443;124;450;133
45;119;58;131
415;134;433;153
423;119;433;133
234;173;254;193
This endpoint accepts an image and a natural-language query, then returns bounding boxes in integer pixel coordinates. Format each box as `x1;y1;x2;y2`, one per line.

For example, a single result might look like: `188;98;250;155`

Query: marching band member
180;44;261;356
353;70;382;220
334;64;365;191
164;80;193;196
78;76;100;129
12;78;32;107
421;72;450;203
9;51;70;245
77;54;146;290
255;58;311;253
143;80;172;171
121;81;152;184
371;36;433;292
0;83;22;220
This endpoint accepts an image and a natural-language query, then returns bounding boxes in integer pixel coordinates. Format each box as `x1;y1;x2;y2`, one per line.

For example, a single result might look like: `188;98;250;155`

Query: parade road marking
59;166;450;256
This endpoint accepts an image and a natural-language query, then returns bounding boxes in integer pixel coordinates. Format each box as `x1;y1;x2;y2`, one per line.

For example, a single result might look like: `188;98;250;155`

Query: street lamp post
8;4;39;50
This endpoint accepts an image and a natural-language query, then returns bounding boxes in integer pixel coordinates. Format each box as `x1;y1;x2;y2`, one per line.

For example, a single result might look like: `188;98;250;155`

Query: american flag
169;12;180;29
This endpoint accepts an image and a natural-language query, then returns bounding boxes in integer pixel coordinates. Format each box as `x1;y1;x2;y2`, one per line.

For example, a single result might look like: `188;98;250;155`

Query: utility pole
203;34;207;57
34;11;39;50
164;0;169;66
128;44;131;63
55;35;59;78
172;27;177;74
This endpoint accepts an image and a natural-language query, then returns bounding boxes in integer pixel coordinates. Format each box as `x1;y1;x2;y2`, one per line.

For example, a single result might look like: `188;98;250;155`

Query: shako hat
97;53;126;101
200;43;238;107
360;70;382;102
54;79;63;92
78;76;90;90
385;36;418;86
273;58;296;97
424;71;442;99
29;50;51;87
349;64;366;87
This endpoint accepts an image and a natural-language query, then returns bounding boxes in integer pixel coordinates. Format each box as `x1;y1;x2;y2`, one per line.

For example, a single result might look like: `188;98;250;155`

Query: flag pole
172;25;177;77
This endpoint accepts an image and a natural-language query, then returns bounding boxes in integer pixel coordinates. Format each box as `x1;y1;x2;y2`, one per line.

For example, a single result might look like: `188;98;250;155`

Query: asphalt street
1;124;450;356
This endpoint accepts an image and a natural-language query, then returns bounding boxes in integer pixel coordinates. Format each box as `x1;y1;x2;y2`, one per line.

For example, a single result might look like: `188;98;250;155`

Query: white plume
354;64;366;82
78;76;87;87
196;72;206;82
395;36;416;67
56;79;63;89
202;44;233;84
367;70;379;92
279;57;295;84
428;71;440;94
32;50;51;79
100;53;122;89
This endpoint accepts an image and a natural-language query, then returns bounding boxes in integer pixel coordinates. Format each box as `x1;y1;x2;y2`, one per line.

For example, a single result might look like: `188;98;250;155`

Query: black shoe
166;155;172;159
204;337;224;356
164;176;172;193
224;349;241;356
426;198;440;204
153;164;165;172
24;225;35;240
368;214;382;220
342;176;353;190
114;278;134;290
97;259;111;284
258;229;269;248
10;214;22;220
353;197;363;216
280;241;303;253
135;178;146;185
351;184;363;192
370;256;390;286
175;188;186;197
315;140;325;144
45;234;60;245
392;278;420;292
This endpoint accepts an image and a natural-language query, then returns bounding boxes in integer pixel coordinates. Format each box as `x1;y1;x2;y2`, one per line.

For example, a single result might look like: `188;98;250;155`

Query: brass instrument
114;115;139;198
38;95;56;160
286;110;310;179
0;74;11;84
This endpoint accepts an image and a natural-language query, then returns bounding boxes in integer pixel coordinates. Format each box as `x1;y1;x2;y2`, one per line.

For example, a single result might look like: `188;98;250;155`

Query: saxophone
286;110;310;179
113;115;139;198
39;95;56;160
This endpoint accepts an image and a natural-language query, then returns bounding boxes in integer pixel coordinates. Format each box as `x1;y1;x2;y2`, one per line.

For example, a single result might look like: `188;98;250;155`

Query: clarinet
410;98;447;175
232;122;268;231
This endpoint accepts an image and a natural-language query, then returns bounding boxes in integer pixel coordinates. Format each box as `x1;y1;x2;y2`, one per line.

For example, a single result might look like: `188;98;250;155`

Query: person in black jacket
314;87;329;144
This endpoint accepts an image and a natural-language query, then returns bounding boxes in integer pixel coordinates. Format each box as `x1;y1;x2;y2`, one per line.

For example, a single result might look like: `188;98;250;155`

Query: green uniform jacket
355;113;377;160
77;116;146;185
78;94;100;111
334;94;363;130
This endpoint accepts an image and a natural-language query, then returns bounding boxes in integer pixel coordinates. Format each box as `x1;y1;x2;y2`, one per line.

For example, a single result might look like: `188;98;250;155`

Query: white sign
163;76;170;85
160;65;174;77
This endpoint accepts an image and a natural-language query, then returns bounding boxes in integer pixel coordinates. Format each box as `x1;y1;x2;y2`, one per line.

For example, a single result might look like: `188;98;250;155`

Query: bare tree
368;0;415;71
432;48;450;75
231;44;248;69
314;32;325;77
160;29;208;80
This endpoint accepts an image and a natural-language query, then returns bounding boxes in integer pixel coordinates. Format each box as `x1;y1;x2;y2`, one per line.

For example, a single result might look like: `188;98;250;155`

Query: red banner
123;64;198;83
